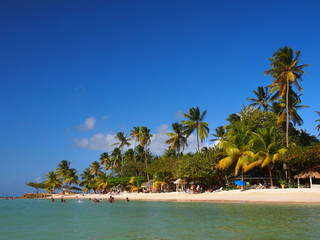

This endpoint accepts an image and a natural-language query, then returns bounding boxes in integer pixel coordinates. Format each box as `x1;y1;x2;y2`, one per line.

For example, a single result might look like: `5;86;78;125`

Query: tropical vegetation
26;46;320;193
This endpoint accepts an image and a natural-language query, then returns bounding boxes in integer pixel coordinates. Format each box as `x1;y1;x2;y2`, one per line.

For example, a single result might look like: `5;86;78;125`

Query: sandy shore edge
47;188;320;204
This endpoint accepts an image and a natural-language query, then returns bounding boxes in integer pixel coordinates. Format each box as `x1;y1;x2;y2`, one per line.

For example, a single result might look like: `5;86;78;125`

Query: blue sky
1;0;320;196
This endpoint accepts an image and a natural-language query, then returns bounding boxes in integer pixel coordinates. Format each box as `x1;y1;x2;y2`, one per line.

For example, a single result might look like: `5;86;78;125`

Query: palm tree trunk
285;79;292;184
196;127;200;152
177;146;180;161
121;146;124;175
286;79;289;149
134;141;138;176
268;164;273;187
145;146;150;189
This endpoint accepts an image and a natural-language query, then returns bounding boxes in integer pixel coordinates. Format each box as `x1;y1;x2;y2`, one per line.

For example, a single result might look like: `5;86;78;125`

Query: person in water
51;197;54;202
60;197;63;202
126;197;129;202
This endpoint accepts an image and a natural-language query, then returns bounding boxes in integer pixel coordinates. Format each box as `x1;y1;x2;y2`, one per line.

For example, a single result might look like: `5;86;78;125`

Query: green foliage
281;143;320;170
25;181;47;193
106;176;145;187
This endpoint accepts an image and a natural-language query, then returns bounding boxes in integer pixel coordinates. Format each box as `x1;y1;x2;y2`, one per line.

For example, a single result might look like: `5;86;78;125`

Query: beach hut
294;165;320;188
141;180;154;191
174;179;187;192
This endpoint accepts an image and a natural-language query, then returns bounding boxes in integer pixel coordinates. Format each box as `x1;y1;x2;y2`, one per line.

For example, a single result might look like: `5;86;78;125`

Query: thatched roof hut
294;165;320;188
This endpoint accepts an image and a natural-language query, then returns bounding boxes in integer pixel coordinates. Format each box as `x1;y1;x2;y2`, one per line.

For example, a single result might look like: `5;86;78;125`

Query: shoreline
46;188;320;204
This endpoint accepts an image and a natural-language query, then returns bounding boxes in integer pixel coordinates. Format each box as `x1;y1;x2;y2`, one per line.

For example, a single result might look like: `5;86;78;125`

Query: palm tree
45;171;62;193
130;126;141;164
247;86;271;112
80;168;95;193
264;46;310;148
182;107;209;152
110;147;122;175
99;152;112;172
89;161;101;177
315;111;320;137
139;126;153;183
165;122;188;160
55;160;71;180
95;172;109;193
276;92;309;127
251;127;286;186
217;126;258;181
210;126;227;142
64;168;80;192
112;131;131;174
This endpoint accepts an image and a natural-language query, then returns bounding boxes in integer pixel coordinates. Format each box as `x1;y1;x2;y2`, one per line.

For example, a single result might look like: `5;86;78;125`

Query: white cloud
73;133;117;151
73;123;211;155
78;117;96;131
175;110;184;119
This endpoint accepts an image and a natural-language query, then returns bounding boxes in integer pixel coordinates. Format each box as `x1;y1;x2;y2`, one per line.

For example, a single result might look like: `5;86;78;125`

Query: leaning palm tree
250;127;286;187
112;131;131;174
264;46;310;149
315;111;320;137
165;122;188;160
182;107;209;152
139;126;153;184
45;171;62;193
89;161;102;177
217;126;258;181
247;86;271;112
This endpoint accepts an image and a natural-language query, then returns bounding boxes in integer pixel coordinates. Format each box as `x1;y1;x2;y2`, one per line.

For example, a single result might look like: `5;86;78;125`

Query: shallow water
0;199;320;239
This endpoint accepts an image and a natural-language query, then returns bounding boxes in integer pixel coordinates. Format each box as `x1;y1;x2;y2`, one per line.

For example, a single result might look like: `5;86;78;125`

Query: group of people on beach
50;196;130;203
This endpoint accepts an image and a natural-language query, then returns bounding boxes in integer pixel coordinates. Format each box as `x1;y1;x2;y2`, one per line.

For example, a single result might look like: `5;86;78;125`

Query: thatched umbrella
294;165;320;188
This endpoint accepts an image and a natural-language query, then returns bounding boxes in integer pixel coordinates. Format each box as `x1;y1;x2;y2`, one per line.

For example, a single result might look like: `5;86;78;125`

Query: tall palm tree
112;131;131;174
130;126;141;163
139;126;153;183
264;46;310;148
182;107;209;152
165;122;188;160
45;171;62;193
89;161;101;177
247;86;271;112
251;127;286;186
315;111;320;137
217;126;258;181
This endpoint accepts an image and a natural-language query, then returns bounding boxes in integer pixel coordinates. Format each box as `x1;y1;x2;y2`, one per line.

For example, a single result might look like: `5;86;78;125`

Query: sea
1;198;320;239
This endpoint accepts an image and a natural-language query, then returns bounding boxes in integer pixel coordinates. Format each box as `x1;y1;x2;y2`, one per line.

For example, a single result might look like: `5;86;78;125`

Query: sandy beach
49;188;320;204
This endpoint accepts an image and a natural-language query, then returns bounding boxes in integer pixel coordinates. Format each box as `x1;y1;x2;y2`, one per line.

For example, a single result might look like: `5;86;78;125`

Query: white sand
49;188;320;204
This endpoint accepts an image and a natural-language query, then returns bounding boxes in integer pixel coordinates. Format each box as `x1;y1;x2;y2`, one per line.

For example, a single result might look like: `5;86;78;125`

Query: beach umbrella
235;180;246;186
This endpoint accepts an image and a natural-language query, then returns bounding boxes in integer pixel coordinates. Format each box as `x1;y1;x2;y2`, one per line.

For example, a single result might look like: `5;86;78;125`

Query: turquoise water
1;199;320;239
